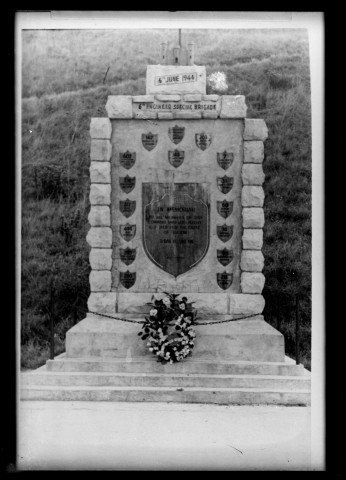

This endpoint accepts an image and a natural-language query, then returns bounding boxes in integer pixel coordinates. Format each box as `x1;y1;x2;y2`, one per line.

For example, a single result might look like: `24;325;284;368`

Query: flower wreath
138;293;198;364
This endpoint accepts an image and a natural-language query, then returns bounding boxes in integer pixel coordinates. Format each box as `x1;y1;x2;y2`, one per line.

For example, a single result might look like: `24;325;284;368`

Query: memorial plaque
143;183;210;277
119;151;136;170
217;175;234;194
168;125;185;145
119;270;136;289
119;175;136;193
217;151;234;170
142;132;158;151
120;247;136;266
217;200;233;219
120;199;136;218
120;223;136;242
217;272;233;290
168;149;185;168
217;248;234;266
217;224;233;243
195;132;212;151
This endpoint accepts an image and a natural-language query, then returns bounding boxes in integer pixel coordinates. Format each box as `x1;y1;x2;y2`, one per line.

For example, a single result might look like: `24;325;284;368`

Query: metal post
295;294;300;365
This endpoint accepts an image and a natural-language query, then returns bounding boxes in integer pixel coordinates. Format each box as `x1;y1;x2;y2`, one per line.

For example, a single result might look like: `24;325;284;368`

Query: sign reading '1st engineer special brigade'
142;183;210;277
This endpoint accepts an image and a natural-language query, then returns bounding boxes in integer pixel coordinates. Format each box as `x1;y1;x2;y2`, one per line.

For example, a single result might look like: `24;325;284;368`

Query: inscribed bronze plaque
120;199;136;218
217;151;234;170
195;132;212;151
217;272;233;290
217;248;234;266
217;224;233;243
119;175;136;193
119;151;136;170
217;175;234;194
120;223;136;242
143;183;210;277
168;149;185;168
217;200;233;219
168;125;185;145
119;270;136;289
142;132;158;151
120;247;136;266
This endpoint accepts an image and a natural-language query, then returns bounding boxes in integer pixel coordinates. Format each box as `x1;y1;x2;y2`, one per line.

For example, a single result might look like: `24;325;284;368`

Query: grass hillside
21;29;311;369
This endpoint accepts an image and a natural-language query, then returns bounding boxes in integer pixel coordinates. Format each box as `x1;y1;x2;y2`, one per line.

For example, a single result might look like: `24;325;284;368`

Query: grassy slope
21;29;311;369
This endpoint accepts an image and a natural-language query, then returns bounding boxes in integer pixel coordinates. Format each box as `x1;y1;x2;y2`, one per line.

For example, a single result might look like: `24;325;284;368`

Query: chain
89;311;262;325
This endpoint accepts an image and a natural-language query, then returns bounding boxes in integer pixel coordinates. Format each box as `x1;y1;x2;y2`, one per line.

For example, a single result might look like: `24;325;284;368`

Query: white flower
179;303;185;310
207;71;228;93
162;297;171;307
150;308;158;317
149;347;153;351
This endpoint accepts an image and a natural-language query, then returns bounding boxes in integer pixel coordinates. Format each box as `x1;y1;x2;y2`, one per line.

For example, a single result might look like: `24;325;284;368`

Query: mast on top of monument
160;29;195;66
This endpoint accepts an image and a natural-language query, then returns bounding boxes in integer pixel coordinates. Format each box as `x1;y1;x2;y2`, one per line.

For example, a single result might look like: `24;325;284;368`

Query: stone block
175;111;202;119
203;94;219;101
241;186;265;207
242;229;263;250
146;65;206;95
86;227;112;248
244;141;264;163
243;119;268;141
155;94;181;102
229;294;265;315
89;184;111;205
89;271;112;292
105;96;133;119
90;139;112;161
88;206;110;227
157;112;174;119
242;208;265;228
202;110;219;119
89;248;113;270
220;95;247;118
133;110;157;120
132;95;155;103
90;162;111;184
87;293;117;314
183;94;202;102
240;251;264;272
241;272;265;294
242;164;265;185
89;118;112;139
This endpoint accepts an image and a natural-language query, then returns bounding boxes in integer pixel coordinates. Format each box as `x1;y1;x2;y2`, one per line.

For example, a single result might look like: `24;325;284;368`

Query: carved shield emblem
217;200;233;219
120;199;136;218
217;248;234;266
119;151;136;170
217;272;233;290
119;175;136;194
168;149;185;168
142;132;158;151
142;183;210;277
168;125;185;145
119;270;136;289
195;132;212;151
120;223;136;242
217;224;233;243
120;247;136;266
217;151;234;170
217;175;234;194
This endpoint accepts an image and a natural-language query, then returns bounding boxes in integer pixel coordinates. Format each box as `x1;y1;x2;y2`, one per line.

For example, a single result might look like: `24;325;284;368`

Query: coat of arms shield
119;223;136;242
142;132;158;151
195;132;212;151
168;125;185;145
217;224;233;243
217;272;233;290
119;270;136;289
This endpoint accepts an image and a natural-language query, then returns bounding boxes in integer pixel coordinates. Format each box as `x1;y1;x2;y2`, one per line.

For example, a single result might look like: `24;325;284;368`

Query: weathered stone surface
203;94;219;102
229;294;265;315
132;95;155;103
241;186;265;207
241;272;265;293
89;184;111;205
244;141;264;163
242;164;265;185
175;111;202;119
183;94;202;102
89;248;112;270
88;206;110;227
242;208;265;228
146;65;207;95
202;110;219;119
243;119;268;141
242;229;263;250
157;112;174;119
155;94;181;102
105;96;133;119
220;95;247;118
89;271;112;292
87;292;117;314
90;162;111;184
133;110;157;120
86;227;112;248
90;140;112;161
240;251;264;272
90;118;112;139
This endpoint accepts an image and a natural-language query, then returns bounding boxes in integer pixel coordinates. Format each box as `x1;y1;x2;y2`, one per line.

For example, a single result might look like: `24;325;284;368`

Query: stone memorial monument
22;37;310;404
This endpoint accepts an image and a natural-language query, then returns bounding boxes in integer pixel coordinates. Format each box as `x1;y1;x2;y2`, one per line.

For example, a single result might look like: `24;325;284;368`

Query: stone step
20;385;310;406
22;371;310;390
